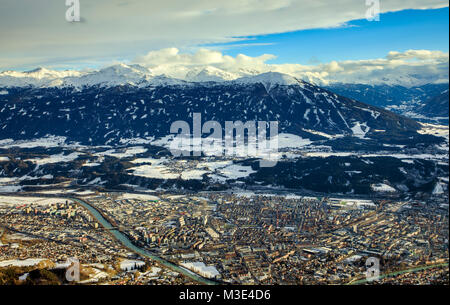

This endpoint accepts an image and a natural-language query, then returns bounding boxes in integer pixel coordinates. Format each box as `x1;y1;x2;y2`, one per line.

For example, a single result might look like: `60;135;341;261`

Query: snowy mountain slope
0;67;84;87
234;72;301;89
2;63;448;90
185;66;239;82
0;64;254;88
326;83;449;123
62;64;153;87
0;76;430;146
325;83;449;108
416;89;449;118
0;67;82;80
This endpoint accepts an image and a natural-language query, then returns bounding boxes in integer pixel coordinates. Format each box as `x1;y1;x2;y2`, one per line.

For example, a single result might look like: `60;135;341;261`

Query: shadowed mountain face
417;89;449;118
325;83;449;108
0;79;424;146
0;75;446;196
325;83;449;124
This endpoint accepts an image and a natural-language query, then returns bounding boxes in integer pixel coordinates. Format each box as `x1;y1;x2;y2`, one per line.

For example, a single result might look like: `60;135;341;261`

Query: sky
212;8;449;65
0;0;448;85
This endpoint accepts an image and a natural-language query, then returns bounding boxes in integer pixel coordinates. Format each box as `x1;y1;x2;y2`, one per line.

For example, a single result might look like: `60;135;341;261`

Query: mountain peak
185;66;238;82
99;63;151;75
235;72;300;87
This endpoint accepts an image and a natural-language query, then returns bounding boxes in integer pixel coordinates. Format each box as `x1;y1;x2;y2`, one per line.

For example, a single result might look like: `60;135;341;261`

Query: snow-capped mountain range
0;64;268;88
326;82;449;123
2;63;448;89
0;63;445;148
0;72;428;147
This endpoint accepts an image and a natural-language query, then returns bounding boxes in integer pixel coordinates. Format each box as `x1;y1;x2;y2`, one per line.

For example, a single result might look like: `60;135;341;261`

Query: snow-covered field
78;267;109;284
351;122;370;139
34;189;96;196
145;133;311;158
418;123;449;140
117;193;160;201
0;196;72;206
0;177;18;184
209;164;256;182
304;151;448;162
0;123;447;191
25;152;81;165
95;146;147;159
302;128;343;139
180;169;209;180
128;158;180;179
138;266;162;279
82;161;101;167
119;259;145;271
0;136;71;149
0;258;46;268
128;158;257;181
180;261;220;279
0;185;23;192
329;198;376;208
371;183;397;193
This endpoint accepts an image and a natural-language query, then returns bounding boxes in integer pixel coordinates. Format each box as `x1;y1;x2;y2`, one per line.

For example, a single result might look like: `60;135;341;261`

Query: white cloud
0;0;448;69
131;48;448;86
1;48;447;87
133;48;276;78
386;50;448;60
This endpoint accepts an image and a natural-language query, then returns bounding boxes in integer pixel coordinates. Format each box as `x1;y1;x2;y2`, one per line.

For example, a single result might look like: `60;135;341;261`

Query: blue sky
0;1;448;72
208;7;449;65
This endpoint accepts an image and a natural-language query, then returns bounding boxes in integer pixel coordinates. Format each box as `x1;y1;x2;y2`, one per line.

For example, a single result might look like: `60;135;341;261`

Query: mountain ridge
0;79;430;147
2;64;448;89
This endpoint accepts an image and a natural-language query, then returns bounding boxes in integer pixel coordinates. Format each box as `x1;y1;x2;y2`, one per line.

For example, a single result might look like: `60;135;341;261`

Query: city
1;188;448;285
0;0;448;298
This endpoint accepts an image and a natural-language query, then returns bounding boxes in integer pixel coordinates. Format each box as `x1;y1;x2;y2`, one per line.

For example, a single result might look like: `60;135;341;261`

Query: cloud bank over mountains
133;48;449;86
0;49;448;88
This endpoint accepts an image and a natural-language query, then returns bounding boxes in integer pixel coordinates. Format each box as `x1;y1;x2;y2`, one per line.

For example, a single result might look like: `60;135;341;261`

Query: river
70;197;218;285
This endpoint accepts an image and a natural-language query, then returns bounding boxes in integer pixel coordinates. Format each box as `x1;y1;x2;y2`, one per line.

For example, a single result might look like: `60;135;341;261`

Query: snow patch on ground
302;129;343;139
181;261;220;279
351;122;370;139
120;259;145;271
117;193;160;201
0;196;72;206
209;164;256;182
95;146;147;159
371;183;397;193
181;169;209;180
0;136;68;148
128;158;179;179
433;182;447;195
26;152;80;165
0;258;46;268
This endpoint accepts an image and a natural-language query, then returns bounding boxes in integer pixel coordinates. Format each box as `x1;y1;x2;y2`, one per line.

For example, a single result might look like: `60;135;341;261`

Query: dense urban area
0;188;448;285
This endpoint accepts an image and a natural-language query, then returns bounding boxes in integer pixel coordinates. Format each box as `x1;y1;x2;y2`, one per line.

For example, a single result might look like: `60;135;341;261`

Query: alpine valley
0;64;448;197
